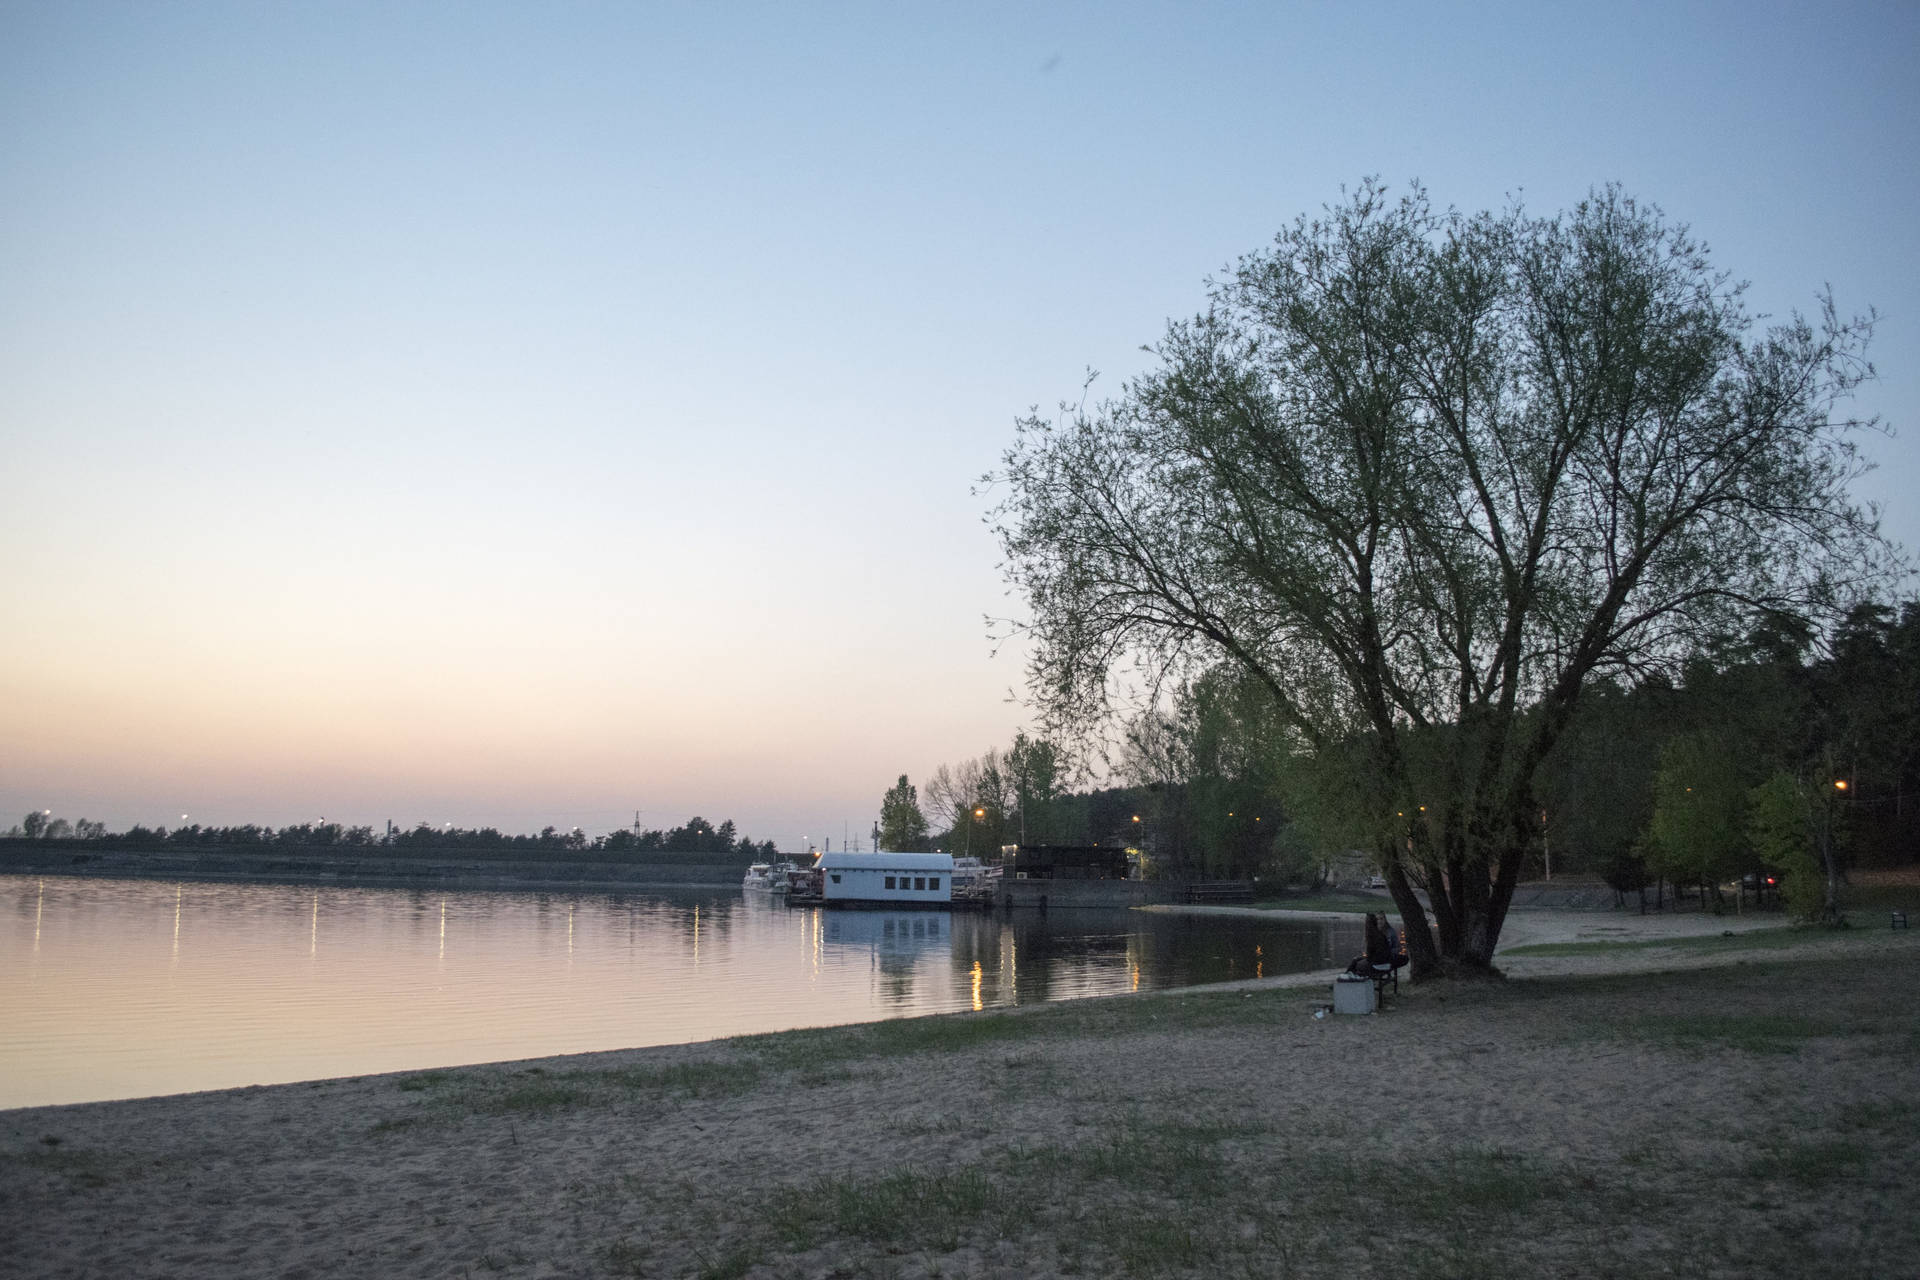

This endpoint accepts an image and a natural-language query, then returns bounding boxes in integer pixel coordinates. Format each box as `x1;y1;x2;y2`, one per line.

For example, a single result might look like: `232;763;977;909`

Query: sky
3;1;1917;850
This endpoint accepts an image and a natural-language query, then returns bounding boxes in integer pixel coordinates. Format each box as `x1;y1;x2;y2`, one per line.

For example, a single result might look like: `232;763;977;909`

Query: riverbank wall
997;878;1178;909
0;844;752;891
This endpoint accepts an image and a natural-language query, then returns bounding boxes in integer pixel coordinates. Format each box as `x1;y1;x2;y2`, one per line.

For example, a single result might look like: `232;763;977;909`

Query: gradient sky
4;2;1916;849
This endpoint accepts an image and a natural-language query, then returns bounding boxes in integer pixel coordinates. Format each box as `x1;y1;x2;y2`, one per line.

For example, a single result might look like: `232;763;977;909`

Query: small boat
950;856;1002;905
741;863;789;894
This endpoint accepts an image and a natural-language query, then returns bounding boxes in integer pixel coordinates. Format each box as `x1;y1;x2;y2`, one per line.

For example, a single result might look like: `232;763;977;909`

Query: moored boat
816;851;954;907
741;863;790;894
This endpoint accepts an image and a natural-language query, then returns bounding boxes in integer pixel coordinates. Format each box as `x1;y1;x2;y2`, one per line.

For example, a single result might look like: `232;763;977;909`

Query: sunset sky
4;2;1916;849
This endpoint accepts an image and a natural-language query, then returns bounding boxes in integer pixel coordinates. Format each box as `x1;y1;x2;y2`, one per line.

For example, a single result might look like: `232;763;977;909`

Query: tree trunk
1385;862;1438;979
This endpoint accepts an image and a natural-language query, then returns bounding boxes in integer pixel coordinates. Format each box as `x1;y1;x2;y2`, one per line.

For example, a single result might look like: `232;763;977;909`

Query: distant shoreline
0;845;754;893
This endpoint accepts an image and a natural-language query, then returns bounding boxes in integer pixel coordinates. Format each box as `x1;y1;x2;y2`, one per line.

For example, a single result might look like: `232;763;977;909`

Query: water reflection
0;876;1361;1110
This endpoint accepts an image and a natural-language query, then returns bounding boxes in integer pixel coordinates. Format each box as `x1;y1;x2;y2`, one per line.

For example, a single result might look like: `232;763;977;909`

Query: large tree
994;180;1887;977
878;774;931;852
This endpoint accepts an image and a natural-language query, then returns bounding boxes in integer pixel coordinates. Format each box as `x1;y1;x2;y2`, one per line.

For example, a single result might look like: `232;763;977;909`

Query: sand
4;905;1916;1279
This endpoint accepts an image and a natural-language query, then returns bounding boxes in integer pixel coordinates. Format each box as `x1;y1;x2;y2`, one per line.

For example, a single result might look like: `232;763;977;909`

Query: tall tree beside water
993;180;1889;977
878;775;931;851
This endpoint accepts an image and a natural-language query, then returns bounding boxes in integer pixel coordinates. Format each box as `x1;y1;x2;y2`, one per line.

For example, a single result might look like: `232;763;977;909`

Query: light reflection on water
0;874;1361;1109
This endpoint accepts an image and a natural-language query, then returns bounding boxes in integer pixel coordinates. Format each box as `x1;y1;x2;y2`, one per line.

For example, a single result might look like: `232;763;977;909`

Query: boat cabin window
914;877;926;890
884;876;896;889
830;874;841;884
928;877;940;890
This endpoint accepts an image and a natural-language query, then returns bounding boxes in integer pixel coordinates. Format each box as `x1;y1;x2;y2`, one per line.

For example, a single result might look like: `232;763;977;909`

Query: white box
1333;975;1376;1015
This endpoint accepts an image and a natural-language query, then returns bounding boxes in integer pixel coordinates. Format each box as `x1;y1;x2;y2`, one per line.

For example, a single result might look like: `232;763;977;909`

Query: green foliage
1748;772;1826;920
877;774;930;851
993;178;1885;967
1646;731;1748;889
1005;732;1068;843
922;733;1081;853
1122;668;1305;878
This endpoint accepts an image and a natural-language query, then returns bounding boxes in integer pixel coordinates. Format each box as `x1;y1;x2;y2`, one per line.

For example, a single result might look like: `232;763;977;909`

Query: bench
1368;935;1410;999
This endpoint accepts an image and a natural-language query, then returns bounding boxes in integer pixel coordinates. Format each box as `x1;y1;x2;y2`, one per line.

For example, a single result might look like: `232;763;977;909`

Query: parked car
1367;874;1387;889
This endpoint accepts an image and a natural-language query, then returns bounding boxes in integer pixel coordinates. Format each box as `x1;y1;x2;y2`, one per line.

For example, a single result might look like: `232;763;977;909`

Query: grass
747;957;1903;1274
1498;922;1920;956
1502;927;1798;956
770;1168;997;1252
1844;883;1920;915
738;1008;1044;1075
590;1060;764;1098
1250;890;1389;913
1629;1012;1847;1054
1746;1138;1873;1187
373;1057;762;1132
6;1145;144;1192
279;945;1920;1276
741;1125;1586;1277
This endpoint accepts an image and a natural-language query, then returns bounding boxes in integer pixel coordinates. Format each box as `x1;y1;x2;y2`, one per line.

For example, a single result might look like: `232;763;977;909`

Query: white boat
742;863;789;894
950;856;1002;903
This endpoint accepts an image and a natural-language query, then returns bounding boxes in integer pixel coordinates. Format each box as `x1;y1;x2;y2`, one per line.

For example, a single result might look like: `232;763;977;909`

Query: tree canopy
994;180;1889;975
878;775;931;852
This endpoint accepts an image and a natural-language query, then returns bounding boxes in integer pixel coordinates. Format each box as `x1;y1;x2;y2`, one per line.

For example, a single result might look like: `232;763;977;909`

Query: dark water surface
1;875;1361;1108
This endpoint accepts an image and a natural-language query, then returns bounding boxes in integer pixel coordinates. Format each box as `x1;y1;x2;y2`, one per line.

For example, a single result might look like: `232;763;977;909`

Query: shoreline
0;850;755;893
5;917;1913;1277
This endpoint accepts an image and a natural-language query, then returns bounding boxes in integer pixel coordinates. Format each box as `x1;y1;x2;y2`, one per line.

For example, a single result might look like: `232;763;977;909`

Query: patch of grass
1506;923;1920;958
369;1115;423;1135
1401;1148;1556;1220
737;1009;1043;1076
1108;1211;1212;1272
591;1060;764;1099
770;1168;996;1252
1747;1138;1871;1186
1002;1118;1248;1210
1844;883;1920;916
377;1058;767;1134
1251;891;1386;914
689;1241;761;1280
1834;1100;1914;1133
602;1237;651;1277
725;985;1302;1087
864;1011;1037;1056
481;1080;589;1113
1503;928;1801;956
1627;1013;1842;1055
12;1146;134;1191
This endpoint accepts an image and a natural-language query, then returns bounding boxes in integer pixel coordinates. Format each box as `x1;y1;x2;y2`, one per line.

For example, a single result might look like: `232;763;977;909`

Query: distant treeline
1;813;779;861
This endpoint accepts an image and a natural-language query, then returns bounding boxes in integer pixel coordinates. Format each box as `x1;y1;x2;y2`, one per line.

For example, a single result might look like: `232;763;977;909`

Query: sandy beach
4;905;1916;1279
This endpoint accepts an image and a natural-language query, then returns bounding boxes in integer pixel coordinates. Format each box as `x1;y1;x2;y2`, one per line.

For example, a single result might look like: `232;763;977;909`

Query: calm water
0;875;1360;1109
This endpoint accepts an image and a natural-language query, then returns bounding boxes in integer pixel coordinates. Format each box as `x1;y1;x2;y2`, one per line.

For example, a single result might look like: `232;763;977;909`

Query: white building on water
818;851;954;906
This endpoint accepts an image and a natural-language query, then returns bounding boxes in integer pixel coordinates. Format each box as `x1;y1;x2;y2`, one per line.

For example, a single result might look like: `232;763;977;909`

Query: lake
0;874;1362;1109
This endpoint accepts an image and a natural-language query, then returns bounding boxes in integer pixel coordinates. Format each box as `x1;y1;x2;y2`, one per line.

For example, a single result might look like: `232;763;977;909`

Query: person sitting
1366;912;1404;994
1346;912;1390;980
1365;912;1392;967
1383;917;1407;971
